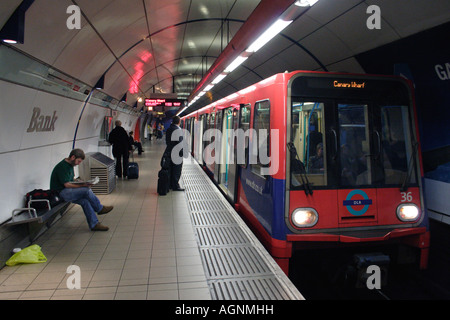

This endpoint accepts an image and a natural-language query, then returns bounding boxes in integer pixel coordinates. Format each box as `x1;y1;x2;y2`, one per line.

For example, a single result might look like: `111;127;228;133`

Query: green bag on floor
6;245;47;266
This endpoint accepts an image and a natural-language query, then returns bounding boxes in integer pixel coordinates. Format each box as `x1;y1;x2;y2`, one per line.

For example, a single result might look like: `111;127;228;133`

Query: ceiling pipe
188;0;296;102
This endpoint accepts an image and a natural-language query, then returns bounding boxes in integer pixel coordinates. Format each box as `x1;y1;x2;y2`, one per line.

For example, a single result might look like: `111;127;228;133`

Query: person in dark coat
108;120;132;178
165;116;184;191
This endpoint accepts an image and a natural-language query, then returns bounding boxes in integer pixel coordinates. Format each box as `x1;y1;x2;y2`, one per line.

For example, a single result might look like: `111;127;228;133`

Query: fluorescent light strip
189;13;297;107
246;19;293;53
295;0;319;7
224;55;248;73
212;73;227;85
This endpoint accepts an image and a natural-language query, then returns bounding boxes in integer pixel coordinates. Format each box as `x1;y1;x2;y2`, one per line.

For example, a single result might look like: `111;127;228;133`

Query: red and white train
181;71;430;275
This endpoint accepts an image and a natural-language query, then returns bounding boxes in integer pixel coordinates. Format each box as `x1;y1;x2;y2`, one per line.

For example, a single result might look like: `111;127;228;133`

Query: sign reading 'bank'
27;107;58;133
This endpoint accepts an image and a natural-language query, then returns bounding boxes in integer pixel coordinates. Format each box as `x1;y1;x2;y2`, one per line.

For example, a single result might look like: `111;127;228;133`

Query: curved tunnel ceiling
2;0;450;112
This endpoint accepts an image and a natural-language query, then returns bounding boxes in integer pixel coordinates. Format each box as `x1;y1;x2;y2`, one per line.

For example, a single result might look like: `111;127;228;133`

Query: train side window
238;104;251;168
251;100;270;176
290;102;326;188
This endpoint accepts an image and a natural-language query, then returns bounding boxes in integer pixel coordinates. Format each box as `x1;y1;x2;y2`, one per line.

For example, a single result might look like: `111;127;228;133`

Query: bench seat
7;201;70;226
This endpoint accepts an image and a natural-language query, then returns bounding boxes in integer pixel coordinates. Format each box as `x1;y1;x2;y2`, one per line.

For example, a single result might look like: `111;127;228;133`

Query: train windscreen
289;75;417;190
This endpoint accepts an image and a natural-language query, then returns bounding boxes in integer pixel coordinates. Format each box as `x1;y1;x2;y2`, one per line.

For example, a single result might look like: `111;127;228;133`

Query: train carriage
181;71;430;275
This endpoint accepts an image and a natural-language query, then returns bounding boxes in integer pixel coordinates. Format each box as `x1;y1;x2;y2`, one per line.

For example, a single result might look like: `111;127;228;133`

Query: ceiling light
295;0;319;7
246;19;293;53
94;75;105;90
0;0;34;44
188;40;196;49
211;73;227;85
224;55;248;73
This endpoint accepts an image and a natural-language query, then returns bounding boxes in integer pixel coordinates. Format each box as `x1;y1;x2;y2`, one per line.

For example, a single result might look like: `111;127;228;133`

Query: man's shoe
98;205;113;215
91;223;109;231
173;188;185;191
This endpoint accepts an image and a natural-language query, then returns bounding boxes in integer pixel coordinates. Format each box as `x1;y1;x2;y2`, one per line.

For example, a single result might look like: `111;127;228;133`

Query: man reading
50;149;113;231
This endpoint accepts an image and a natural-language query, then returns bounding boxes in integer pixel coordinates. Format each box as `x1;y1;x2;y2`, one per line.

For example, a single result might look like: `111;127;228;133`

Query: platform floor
0;140;303;300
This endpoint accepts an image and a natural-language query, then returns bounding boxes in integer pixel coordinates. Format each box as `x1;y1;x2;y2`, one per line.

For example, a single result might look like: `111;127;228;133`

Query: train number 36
401;192;413;202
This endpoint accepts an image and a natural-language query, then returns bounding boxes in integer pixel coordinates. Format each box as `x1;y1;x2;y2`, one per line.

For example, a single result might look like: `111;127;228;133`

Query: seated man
128;131;144;155
50;149;113;231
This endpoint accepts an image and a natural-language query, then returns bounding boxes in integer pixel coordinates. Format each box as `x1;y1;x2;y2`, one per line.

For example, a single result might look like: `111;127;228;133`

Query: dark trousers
114;152;129;177
169;161;183;190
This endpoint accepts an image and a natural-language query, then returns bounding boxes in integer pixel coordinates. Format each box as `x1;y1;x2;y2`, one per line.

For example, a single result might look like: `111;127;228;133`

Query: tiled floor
0;140;211;300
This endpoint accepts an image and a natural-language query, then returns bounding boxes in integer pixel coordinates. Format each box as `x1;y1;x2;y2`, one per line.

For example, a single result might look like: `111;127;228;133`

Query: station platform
0;141;303;300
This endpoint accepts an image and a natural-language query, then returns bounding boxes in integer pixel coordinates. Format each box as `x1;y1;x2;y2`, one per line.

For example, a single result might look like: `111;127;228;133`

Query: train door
205;112;216;174
335;103;378;223
227;107;240;203
214;111;223;181
190;118;195;155
196;114;206;165
218;107;238;202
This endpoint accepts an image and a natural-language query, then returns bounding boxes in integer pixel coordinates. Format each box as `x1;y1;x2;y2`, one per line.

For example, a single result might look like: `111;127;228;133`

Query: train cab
181;71;430;275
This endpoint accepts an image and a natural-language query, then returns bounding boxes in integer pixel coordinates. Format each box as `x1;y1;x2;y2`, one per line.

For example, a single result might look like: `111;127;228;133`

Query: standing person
50;149;113;231
165;116;184;191
157;123;163;139
108;120;132;178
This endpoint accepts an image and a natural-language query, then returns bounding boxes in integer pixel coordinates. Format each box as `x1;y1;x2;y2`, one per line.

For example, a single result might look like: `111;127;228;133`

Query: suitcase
157;169;170;195
127;162;139;179
127;152;139;179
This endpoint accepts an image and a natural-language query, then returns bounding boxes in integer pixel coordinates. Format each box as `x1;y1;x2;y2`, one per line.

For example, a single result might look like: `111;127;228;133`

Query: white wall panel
0;81;37;153
20;90;84;150
0;80;138;224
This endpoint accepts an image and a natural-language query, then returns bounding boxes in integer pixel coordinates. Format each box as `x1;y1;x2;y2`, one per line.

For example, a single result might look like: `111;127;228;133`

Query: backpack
25;189;63;209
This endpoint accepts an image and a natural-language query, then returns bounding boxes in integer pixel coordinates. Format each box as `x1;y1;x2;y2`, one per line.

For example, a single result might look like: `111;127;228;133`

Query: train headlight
396;204;420;222
291;208;318;228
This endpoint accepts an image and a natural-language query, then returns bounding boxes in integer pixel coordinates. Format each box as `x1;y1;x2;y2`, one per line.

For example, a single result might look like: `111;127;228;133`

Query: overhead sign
145;98;185;108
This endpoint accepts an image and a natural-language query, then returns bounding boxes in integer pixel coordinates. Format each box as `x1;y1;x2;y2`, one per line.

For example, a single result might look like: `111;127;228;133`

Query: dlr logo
366;265;381;290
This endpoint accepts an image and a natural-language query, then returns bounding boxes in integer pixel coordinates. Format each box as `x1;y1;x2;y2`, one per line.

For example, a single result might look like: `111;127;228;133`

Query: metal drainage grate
200;246;273;279
210;276;299;300
191;211;236;227
181;159;304;300
196;225;250;247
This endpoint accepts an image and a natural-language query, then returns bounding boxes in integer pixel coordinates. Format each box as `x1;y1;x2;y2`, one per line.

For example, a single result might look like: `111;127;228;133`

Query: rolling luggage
127;153;139;179
157;169;170;195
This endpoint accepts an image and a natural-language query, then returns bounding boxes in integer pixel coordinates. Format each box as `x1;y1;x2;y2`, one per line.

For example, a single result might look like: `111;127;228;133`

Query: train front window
289;75;418;191
338;104;370;186
290;102;326;188
380;105;416;185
